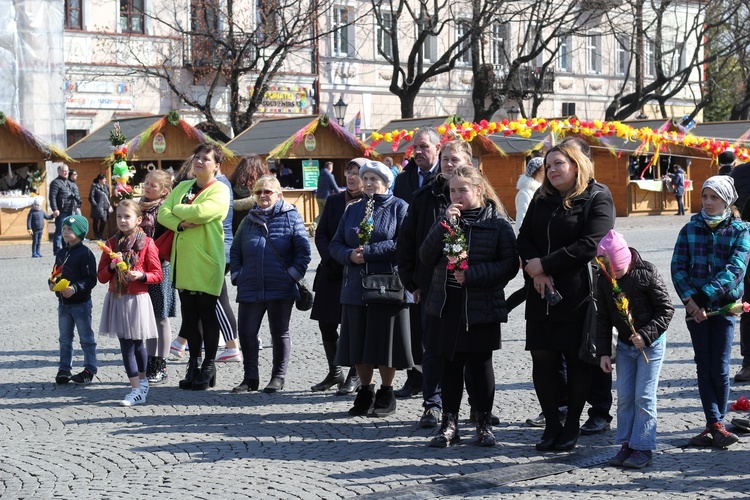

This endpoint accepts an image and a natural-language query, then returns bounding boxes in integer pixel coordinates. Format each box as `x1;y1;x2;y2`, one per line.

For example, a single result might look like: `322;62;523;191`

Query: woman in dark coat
330;160;413;418
89;174;111;240
516;142;615;452
419;166;518;447
310;158;365;395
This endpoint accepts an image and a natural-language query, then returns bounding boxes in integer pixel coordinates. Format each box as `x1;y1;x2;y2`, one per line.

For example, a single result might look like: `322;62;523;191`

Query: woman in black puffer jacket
419;166;519;448
516;142;615;453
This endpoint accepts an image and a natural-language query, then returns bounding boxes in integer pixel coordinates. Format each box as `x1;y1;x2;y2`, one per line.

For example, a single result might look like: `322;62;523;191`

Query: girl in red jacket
98;199;163;406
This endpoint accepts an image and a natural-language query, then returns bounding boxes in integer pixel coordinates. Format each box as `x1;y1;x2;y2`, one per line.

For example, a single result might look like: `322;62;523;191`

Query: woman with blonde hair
516;142;615;452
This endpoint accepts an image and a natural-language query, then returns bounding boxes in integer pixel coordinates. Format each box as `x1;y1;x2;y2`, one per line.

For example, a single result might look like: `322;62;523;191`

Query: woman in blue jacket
230;175;311;394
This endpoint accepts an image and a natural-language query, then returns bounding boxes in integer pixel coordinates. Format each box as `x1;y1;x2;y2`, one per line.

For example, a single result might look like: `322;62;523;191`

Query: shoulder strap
263;229;297;283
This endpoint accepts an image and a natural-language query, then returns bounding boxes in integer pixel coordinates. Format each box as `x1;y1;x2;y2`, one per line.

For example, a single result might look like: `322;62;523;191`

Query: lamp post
333;96;348;125
507;106;520;121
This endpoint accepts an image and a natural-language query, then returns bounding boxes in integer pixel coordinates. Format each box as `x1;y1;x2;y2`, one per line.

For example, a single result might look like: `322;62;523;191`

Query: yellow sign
249;86;312;114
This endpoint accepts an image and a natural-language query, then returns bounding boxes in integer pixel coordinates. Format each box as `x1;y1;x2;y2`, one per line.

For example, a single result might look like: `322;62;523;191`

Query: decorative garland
109;122;134;201
0;112;73;162
268;115;371;159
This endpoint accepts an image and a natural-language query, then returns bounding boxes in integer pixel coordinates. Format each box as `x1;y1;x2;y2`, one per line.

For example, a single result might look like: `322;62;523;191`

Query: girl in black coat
420;166;519;447
516;143;615;452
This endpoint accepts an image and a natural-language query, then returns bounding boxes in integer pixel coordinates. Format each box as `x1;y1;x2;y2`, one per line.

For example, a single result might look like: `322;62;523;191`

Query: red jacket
97;235;163;294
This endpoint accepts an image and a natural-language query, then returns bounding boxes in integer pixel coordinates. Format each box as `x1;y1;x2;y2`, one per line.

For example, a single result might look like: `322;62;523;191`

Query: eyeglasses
254;189;276;196
344;172;360;178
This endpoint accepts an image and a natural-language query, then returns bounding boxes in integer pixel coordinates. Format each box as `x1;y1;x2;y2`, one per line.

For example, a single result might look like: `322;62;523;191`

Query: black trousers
531;348;591;433
442;350;494;414
178;290;220;361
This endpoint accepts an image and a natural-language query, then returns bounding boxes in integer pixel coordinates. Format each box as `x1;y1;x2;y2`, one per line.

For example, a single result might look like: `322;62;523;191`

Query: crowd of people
43;128;750;466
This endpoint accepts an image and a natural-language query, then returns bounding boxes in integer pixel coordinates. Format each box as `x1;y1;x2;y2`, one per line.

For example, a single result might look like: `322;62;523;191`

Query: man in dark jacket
393;127;441;204
49;164;75;255
730;161;750;383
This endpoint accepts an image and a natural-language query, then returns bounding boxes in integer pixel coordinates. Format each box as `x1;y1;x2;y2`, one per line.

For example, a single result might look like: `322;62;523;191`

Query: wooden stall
225;115;372;226
0;112;71;243
66;113;226;238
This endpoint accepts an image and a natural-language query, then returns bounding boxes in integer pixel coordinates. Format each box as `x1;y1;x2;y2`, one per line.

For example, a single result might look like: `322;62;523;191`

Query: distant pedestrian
596;230;674;469
89;174;112;240
671;175;749;448
68;169;83;216
98;200;163;406
718;150;736;176
49;165;75;255
666;165;685;215
48;214;98;386
27;196;53;258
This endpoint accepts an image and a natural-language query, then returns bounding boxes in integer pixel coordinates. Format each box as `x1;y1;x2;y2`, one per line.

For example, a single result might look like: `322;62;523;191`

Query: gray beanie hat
359;160;393;186
525;157;544;177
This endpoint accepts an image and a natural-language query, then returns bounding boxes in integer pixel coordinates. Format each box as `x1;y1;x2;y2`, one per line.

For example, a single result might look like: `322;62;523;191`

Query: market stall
225;114;372;226
0;112;72;243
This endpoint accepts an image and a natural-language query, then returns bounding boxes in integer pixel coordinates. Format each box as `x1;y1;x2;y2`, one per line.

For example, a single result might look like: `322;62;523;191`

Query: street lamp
507;106;520;121
333;96;348;125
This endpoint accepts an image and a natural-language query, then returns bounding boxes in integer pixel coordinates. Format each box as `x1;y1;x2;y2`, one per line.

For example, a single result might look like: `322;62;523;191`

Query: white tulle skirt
99;292;158;340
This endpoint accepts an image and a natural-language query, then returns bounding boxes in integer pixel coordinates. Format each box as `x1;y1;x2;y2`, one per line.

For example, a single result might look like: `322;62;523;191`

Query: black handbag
263;231;314;311
578;260;599;365
361;264;404;305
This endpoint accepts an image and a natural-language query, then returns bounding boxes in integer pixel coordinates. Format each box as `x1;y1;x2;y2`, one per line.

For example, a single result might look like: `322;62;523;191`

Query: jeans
31;230;43;256
688;315;734;424
58;300;97;374
119;338;147;378
614;338;666;451
238;299;294;380
675;194;684;215
53;212;70;255
421;310;442;410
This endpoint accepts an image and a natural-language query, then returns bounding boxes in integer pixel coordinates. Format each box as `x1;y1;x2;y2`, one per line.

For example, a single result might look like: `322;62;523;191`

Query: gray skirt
99;292;158;341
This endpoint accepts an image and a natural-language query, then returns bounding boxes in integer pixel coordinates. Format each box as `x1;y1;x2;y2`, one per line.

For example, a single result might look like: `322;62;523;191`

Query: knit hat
719;150;736;166
359;160;394;186
63;214;89;240
348;157;368;169
703;175;738;207
33;196;44;206
525;157;544;177
597;230;631;272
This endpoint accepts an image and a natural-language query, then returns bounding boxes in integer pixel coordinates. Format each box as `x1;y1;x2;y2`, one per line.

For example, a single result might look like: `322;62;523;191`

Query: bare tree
109;0;335;138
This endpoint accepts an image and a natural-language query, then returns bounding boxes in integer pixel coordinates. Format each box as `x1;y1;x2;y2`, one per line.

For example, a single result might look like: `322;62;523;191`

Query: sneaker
689;427;714;447
526;412;546;427
731;417;750;433
608;443;633;467
120;388;145;407
55;370;72;385
622;450;653;469
258;338;264;350
735;367;750;383
70;368;94;384
419;407;441;428
216;348;242;363
710;422;739;448
139;379;149;399
170;339;186;359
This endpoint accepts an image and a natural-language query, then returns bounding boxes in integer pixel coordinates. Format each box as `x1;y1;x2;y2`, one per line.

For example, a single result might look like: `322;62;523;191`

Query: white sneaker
258;338;264;350
216;348;243;362
120;388;145;406
139;379;149;399
170;339;186;359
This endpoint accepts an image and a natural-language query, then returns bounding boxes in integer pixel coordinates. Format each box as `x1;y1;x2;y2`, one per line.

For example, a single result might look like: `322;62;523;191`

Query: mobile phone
544;286;563;305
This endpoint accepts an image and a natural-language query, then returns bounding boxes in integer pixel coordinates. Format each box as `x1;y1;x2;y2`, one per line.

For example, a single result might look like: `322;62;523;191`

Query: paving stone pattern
1;214;749;498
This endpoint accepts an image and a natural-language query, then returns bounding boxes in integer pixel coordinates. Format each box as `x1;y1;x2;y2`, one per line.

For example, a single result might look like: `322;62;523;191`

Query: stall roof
692;121;750;144
67;116;160;160
0;111;73;162
228;115;324;156
372;116;453;155
488;132;549;155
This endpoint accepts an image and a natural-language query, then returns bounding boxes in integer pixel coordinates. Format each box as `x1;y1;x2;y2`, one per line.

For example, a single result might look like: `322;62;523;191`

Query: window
332;6;354;57
66;130;87;148
457;21;471;65
65;0;83;30
416;17;437;62
120;0;144;33
257;0;279;41
557;35;572;72
190;0;220;67
645;39;655;76
562;102;576;116
616;38;629;75
489;22;507;69
586;31;601;73
376;11;394;59
672;42;685;73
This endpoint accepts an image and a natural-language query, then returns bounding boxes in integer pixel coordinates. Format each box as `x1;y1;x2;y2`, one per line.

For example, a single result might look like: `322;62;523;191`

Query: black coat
311;191;348;323
397;175;450;293
393;160;437;204
419;201;519;326
730;163;750;211
49;176;76;213
595;248;674;356
516;181;615;323
89;183;111;219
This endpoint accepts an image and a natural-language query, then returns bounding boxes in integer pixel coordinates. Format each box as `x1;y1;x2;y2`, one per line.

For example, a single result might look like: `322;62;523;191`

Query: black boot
179;357;202;389
371;386;397;417
149;357;168;385
348;384;375;416
192;359;217;390
429;413;460;448
146;356;156;380
475;411;496;446
311;341;345;391
336;367;360;396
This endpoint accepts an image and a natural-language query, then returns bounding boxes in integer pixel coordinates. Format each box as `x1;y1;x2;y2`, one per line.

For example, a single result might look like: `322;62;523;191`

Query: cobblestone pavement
2;214;750;498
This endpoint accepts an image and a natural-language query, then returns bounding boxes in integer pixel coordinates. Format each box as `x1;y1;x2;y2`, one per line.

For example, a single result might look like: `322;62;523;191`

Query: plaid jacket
671;213;750;308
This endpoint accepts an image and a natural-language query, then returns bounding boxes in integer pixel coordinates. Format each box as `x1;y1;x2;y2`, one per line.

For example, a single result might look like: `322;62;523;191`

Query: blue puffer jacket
330;193;409;306
230;200;311;304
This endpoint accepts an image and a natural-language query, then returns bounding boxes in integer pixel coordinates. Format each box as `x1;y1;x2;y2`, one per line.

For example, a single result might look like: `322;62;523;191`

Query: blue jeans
53;212;70;255
58;300;97;374
614;338;666;450
421;310;442;410
31;230;43;256
238;299;294;380
688;315;734;424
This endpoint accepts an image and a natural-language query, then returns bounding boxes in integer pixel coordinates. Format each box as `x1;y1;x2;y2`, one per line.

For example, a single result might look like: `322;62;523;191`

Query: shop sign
302;160;319;189
153;133;166;153
304;134;316;151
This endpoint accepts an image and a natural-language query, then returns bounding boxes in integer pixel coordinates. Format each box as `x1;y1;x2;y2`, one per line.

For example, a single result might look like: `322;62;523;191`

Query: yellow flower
117;261;128;271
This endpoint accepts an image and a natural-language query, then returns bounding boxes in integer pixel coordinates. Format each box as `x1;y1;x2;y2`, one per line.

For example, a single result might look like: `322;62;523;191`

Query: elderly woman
516;142;615;452
230;175;311;393
310;158;365;395
330;161;413;417
158;143;230;391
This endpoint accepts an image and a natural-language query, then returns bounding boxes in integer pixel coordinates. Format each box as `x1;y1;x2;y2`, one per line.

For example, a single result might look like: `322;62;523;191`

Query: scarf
114;227;146;293
139;197;164;238
345;188;363;206
701;208;732;229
